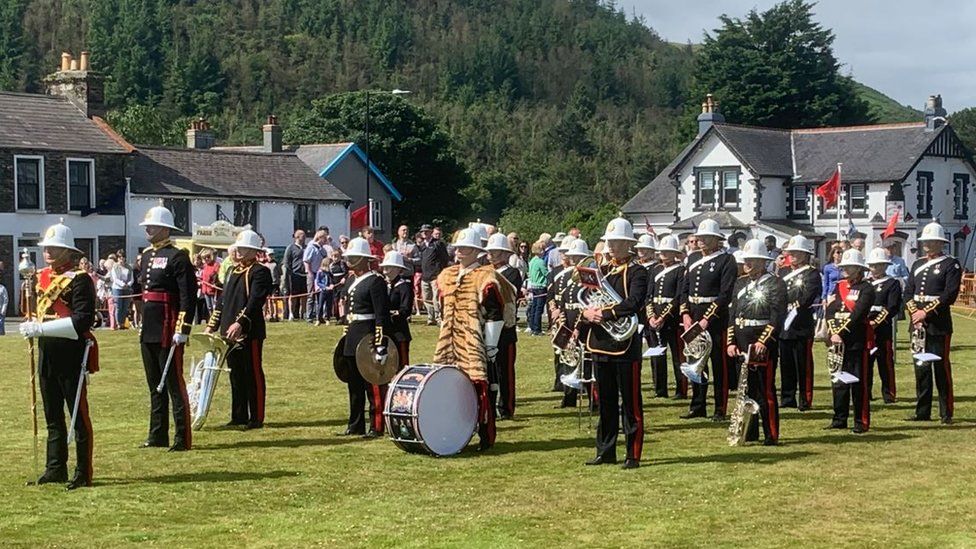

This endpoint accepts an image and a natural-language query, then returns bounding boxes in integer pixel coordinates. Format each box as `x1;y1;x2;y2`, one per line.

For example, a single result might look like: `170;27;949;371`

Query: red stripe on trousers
398;341;409;368
630;361;643;460
474;380;495;445
251;339;265;424
764;360;778;441
370;384;384;432
79;384;94;483
860;350;870;430
174;346;192;449
720;345;729;414
804;338;814;405
945;335;954;417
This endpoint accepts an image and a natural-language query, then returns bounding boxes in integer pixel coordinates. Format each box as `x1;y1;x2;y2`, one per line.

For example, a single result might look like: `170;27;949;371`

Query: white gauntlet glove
19;320;41;339
374;346;388;365
172;333;189;345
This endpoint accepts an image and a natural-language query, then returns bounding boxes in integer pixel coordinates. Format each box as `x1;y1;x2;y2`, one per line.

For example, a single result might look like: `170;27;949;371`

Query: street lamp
364;88;411;232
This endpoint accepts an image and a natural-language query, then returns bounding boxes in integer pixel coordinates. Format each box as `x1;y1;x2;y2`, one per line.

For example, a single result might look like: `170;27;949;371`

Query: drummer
380;251;413;369
205;230;272;429
339;237;391;438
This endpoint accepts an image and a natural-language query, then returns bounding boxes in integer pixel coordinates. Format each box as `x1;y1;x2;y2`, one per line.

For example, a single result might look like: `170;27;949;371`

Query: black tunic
388;275;413;343
728;274;787;351
343;272;391;356
825;278;876;350
779;264;822;339
139;241;197;343
680;250;737;324
586;260;648;360
37;269;96;377
869;277;901;340
904;255;962;336
209;262;273;340
647;262;684;326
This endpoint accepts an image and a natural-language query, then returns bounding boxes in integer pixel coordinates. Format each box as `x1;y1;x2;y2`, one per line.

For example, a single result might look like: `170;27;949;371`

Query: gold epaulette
207;309;221;330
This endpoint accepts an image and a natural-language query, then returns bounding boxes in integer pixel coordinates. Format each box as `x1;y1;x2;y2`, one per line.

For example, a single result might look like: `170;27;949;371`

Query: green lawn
2;317;976;548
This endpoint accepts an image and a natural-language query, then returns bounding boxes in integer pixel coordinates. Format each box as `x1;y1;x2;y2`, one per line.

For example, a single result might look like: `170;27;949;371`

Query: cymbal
333;335;352;384
355;335;400;385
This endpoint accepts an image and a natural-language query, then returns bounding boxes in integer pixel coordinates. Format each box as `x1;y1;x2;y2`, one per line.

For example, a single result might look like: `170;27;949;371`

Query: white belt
348;313;376;321
688;296;718;304
870;305;883;312
834;312;851;319
651;297;675;304
735;319;769;327
913;295;938;302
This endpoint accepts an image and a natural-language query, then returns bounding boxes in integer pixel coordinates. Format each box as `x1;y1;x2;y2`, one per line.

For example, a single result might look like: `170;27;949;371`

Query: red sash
837;280;873;350
38;268;100;373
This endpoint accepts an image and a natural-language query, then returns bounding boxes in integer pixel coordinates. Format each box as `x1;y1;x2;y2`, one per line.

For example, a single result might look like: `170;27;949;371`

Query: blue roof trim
317;143;403;202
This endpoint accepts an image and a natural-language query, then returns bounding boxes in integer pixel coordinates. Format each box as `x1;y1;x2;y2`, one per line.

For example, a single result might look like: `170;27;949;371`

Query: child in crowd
315;258;334;325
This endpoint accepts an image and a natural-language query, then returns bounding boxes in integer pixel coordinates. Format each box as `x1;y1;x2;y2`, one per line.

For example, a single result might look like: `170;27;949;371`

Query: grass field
2;316;976;548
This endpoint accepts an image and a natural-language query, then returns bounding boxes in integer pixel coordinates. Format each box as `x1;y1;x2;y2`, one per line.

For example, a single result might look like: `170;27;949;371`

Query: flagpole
836;163;843;243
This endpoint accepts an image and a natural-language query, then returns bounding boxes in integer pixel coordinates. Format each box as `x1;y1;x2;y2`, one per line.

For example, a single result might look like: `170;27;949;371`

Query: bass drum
384;364;478;456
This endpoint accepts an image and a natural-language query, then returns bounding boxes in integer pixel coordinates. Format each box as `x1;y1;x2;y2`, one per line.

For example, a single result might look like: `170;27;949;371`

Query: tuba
573;259;638;342
680;328;711;384
728;347;761;446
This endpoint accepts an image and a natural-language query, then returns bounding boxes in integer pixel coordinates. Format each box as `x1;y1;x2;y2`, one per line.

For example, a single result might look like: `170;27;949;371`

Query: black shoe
362;430;382;439
883;398;897;404
823;423;846;430
672;394;686;400
585;455;617;466
33;471;68;485
497;413;513;421
654;393;668;399
224;421;246;428
797;404;811;412
710;414;728;423
941;417;953;425
905;415;931;422
680;411;707;420
168;443;189;452
140;440;168;448
245;421;264;430
763;438;779;446
337;428;364;436
66;477;92;491
852;425;867;434
621;459;640;470
781;400;798;409
477;439;493;452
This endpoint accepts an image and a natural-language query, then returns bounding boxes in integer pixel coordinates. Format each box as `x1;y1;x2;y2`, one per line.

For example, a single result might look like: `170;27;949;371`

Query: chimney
697;94;726;136
263;115;282;153
186;118;215;149
44;49;106;118
924;94;947;132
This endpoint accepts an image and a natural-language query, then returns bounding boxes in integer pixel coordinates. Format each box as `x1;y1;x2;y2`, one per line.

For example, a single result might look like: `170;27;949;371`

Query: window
848;184;867;213
917;171;933;218
234;200;258;230
294;204;316;233
954;236;966;259
722;171;739;207
74;238;95;261
790;186;809;216
696;170;715;208
370;201;383;230
163;198;190;236
953;173;969;218
14;156;44;210
67;159;95;211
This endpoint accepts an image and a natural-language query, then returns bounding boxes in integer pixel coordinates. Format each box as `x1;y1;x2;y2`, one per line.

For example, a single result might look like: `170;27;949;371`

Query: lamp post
364;88;411;232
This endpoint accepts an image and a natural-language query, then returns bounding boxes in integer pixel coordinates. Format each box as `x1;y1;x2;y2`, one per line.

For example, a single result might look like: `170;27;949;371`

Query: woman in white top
108;251;134;330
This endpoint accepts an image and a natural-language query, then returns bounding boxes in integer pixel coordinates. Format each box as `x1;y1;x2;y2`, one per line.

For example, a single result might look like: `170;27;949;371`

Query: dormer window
789;186;809;218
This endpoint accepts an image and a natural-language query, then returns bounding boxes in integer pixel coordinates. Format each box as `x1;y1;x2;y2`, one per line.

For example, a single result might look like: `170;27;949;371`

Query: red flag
881;210;900;239
350;204;368;230
643;216;656;236
962;224;972;236
815;169;840;209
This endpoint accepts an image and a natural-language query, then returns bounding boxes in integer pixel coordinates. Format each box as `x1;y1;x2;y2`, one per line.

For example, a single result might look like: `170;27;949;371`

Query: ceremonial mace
18;249;39;484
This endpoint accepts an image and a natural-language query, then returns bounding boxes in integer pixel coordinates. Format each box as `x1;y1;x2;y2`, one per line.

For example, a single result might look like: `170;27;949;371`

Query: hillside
850;80;923;123
0;0;921;230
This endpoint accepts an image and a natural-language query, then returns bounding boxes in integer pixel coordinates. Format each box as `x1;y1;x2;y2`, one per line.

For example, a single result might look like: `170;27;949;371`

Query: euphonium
574;259;638;342
559;342;593;390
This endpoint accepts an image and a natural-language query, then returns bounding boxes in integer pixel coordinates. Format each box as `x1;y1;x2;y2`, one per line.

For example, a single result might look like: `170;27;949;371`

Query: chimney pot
263;114;282;153
60;52;72;72
924;93;947;132
46;49;105;117
69;59;78;71
697;93;725;136
186;117;215;149
79;51;90;71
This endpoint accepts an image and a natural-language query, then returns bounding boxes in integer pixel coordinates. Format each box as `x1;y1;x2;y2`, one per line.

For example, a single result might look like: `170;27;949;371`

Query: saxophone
728;348;760;446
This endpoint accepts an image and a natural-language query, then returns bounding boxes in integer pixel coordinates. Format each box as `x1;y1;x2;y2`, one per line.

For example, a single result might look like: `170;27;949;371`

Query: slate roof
0;92;129;153
131;147;350;202
295;143;403;201
670;211;751;231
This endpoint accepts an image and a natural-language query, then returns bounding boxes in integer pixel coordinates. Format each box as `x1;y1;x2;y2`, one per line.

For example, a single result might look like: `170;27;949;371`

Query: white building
623;94;976;265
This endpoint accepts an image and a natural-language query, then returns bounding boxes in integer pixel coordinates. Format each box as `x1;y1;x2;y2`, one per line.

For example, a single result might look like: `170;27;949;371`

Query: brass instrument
679;326;711;384
728;347;760;446
573;259;638;342
827;341;845;383
911;326;926;365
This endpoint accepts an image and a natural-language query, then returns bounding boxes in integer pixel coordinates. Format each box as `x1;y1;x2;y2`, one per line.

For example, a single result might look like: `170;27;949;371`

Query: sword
156;344;179;394
67;340;94;444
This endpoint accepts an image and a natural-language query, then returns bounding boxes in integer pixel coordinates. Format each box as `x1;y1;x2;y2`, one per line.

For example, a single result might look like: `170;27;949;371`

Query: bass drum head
416;366;478;456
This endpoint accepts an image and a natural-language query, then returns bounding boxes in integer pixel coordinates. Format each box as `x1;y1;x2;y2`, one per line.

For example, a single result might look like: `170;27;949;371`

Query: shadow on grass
650;421;726;432
651;450;815;466
870;421;976;432
98;470;299;486
517;394;563;403
790;432;915;445
458;436;593;457
263;419;347;429
197;436;364;450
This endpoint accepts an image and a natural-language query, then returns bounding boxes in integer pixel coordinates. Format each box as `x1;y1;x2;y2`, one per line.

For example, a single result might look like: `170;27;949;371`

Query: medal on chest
151;257;168;269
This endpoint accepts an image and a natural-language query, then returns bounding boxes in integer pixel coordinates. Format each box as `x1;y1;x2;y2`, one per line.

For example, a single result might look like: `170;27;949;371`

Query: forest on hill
0;0;929;232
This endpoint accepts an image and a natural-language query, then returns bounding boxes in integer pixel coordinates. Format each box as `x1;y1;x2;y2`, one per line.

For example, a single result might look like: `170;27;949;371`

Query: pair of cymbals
333;335;400;385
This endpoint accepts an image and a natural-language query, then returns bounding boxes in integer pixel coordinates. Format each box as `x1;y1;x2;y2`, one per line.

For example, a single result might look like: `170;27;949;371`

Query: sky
617;0;976;113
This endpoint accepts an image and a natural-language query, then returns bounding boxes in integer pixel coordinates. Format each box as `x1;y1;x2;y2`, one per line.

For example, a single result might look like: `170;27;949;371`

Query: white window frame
953;174;968;217
66;157;96;212
791;186;809;215
917;171;933;218
721;171;740;208
13;155;45;211
696;169;716;209
848;183;867;213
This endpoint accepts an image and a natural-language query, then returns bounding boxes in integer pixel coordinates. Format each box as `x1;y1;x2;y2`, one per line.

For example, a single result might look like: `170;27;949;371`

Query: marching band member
636;233;666;397
726;239;786;446
866;248;901;404
824;249;876;434
581;217;647;469
679;219;737;421
138;204;198;451
551;238;595;409
778;235;821;411
379;251;413;369
547;239;570;396
205;231;272;429
339;237;391;438
635;234;658;269
433;228;511;451
19;221;97;489
904;222;961;424
647;235;687;399
486;233;522;419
